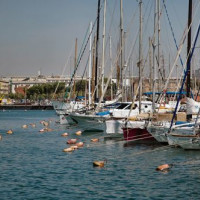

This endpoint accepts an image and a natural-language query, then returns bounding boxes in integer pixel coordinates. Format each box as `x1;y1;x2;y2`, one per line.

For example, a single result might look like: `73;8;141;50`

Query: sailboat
166;0;200;149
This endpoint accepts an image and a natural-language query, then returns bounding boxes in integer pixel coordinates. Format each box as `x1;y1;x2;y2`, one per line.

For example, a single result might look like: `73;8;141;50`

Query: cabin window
116;103;130;109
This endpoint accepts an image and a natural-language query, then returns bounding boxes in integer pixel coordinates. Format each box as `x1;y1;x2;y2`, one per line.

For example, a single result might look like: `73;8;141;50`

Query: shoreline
0;105;53;110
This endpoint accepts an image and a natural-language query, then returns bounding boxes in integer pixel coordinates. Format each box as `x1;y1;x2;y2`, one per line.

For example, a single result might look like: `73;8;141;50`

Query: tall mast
109;35;113;100
120;0;124;100
149;37;152;92
186;0;192;98
101;0;106;94
88;22;93;109
186;0;192;120
157;0;161;91
152;0;157;113
139;0;143;113
73;38;78;98
95;0;101;102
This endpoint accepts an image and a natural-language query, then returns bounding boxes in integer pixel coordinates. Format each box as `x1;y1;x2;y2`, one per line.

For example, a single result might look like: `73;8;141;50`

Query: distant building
0;80;9;94
1;75;85;94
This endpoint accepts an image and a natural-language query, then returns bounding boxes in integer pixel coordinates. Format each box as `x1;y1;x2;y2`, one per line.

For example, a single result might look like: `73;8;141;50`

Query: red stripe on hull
123;128;157;143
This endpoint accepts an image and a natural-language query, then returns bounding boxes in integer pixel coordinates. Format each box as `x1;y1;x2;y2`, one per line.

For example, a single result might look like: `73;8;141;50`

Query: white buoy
70;145;78;150
75;131;82;136
39;128;45;133
22;124;28;129
67;139;77;144
63;147;74;152
61;133;69;137
76;142;84;147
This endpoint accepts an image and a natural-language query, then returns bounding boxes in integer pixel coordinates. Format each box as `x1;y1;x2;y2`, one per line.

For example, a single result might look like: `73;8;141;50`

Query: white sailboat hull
167;134;200;149
69;113;109;131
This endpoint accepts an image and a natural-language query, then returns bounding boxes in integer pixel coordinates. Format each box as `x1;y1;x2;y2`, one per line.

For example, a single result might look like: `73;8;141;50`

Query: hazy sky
0;0;198;77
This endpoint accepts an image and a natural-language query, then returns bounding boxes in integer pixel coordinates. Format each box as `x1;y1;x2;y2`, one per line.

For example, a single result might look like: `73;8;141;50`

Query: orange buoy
0;135;2;140
76;142;84;147
61;133;69;137
45;128;53;132
76;131;82;136
156;164;173;172
63;147;74;152
93;160;106;167
91;138;99;142
7;130;13;134
67;139;77;144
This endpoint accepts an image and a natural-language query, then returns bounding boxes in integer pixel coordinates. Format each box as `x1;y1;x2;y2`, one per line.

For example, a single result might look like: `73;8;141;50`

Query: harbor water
0;110;200;199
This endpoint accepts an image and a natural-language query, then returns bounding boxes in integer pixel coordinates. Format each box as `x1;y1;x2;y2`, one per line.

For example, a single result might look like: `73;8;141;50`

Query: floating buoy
67;139;77;144
30;123;36;128
22;124;28;129
76;142;84;147
45;128;53;132
7;130;13;134
93;160;106;168
0;135;2;140
61;133;69;137
156;164;173;172
63;147;74;152
70;145;78;150
76;131;82;136
39;128;45;133
40;120;49;127
91;138;99;142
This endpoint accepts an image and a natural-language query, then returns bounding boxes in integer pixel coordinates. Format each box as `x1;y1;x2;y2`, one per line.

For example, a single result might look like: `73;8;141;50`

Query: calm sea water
0;110;200;200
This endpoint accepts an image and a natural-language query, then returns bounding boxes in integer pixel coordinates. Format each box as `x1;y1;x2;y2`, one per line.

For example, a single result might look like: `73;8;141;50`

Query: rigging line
66;3;104;99
163;0;184;67
52;44;74;100
74;54;90;100
158;1;200;103
106;0;118;53
169;19;200;133
123;0;153;76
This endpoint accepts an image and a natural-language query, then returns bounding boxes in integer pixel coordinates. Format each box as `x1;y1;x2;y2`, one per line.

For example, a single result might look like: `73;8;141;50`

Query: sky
0;0;199;78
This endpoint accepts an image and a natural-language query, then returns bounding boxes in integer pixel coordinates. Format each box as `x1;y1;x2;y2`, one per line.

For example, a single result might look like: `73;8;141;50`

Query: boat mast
95;0;101;102
101;0;106;95
152;0;157;113
186;0;192;98
157;0;161;92
186;0;192;119
73;38;78;99
88;22;93;109
149;37;152;92
109;35;113;100
138;0;143;113
120;0;124;101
